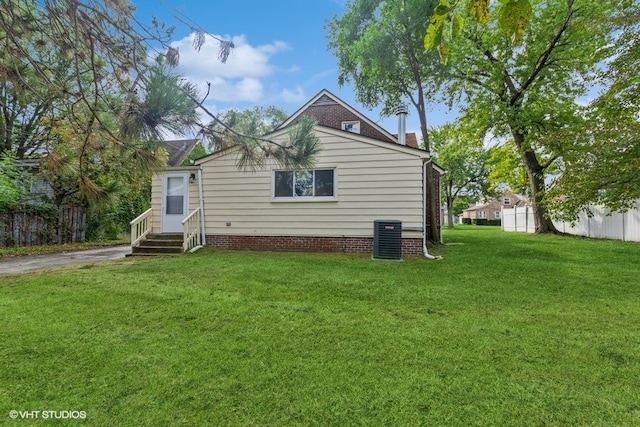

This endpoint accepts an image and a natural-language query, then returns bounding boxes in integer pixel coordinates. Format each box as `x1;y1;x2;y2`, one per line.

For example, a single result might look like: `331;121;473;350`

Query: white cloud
197;77;264;103
280;86;306;104
235;78;264;102
258;40;290;55
170;33;289;103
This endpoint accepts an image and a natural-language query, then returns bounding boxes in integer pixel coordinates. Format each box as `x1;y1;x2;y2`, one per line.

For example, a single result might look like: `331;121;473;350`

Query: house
461;192;528;223
13;158;55;201
131;89;443;256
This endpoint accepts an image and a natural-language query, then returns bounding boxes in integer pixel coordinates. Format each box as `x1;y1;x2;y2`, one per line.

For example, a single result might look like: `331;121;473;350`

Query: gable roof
276;89;399;144
164;139;199;167
195;123;430;167
311;124;430;157
463;202;494;213
462;193;529;213
193;89;444;173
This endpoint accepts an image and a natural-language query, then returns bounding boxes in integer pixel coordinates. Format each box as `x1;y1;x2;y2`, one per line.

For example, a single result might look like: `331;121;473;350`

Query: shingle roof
164;139;199;167
393;132;419;148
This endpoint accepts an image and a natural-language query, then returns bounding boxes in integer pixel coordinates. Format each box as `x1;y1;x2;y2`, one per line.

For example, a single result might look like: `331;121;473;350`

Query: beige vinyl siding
199;127;427;239
150;174;161;232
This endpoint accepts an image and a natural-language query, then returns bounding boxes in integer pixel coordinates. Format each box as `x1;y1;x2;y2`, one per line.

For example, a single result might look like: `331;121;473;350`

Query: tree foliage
205;106;289;152
425;0;533;64
327;0;444;244
544;7;640;221
485;140;528;196
0;0;319;202
0;152;26;210
202;106;319;172
121;60;200;143
430;124;489;228
432;0;637;232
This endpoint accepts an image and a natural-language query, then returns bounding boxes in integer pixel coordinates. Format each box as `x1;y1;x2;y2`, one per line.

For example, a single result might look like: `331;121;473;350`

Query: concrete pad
0;246;132;276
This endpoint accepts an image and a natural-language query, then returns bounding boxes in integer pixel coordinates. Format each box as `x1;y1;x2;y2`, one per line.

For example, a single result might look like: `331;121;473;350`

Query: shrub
471;218;501;226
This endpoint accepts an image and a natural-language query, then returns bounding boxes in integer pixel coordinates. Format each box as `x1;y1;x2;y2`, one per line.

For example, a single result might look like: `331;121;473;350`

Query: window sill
271;197;338;203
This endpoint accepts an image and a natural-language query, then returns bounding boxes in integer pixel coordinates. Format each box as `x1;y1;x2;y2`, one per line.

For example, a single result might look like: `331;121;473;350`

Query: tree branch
510;0;577;107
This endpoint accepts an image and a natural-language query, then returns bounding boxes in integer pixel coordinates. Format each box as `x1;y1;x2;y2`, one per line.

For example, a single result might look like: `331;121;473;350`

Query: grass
1;226;639;426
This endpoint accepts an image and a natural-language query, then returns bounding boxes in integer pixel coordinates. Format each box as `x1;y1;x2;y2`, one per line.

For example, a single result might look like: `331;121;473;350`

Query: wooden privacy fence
502;200;640;242
0;207;87;247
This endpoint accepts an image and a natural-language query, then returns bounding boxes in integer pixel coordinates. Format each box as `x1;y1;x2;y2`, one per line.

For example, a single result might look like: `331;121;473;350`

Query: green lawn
1;226;639;426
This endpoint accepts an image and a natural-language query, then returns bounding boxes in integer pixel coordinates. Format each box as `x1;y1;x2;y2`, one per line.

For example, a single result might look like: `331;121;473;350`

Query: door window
166;176;185;214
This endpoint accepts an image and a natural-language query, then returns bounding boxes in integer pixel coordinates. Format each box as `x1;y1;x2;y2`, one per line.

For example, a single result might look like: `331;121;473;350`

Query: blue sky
133;0;456;140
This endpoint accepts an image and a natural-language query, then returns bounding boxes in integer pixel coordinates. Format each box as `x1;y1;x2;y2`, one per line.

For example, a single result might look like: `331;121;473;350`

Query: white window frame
272;168;337;201
494;211;501;219
341;121;360;134
503;197;511;205
478;210;487;219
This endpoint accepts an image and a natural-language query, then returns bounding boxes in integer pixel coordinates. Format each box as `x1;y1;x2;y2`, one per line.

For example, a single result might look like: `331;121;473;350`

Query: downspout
438;172;444;245
423;160;443;260
197;166;206;246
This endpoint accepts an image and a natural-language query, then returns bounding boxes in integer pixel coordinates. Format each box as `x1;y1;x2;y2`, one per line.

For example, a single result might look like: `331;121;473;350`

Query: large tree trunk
446;179;455;229
446;196;455;229
513;131;557;233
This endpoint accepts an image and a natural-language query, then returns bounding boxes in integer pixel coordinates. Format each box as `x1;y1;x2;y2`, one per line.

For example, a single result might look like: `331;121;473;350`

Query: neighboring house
134;89;443;256
461;192;529;222
14;158;55;201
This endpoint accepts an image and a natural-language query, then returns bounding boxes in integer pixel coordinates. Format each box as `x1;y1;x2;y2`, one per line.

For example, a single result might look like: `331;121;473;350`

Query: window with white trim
478;211;487;219
494;211;501;219
503;197;511;205
273;168;336;199
341;121;360;134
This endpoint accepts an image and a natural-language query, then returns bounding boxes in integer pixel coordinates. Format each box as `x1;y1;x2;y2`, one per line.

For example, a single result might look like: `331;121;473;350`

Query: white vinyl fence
501;206;536;234
502;200;640;242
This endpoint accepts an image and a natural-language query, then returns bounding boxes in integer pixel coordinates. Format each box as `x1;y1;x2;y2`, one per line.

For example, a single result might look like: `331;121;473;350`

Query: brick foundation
205;235;424;257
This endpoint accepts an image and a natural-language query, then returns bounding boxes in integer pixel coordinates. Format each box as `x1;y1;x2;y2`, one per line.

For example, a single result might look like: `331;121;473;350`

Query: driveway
0;246;132;276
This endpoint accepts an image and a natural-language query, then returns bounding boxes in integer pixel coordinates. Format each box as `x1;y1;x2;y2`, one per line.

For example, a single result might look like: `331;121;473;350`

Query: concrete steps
128;233;184;256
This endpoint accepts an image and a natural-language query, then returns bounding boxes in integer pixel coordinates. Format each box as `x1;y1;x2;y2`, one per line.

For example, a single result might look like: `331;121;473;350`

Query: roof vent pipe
395;104;408;146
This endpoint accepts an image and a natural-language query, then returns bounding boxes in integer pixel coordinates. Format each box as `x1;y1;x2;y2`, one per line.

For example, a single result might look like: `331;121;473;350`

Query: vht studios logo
9;410;87;420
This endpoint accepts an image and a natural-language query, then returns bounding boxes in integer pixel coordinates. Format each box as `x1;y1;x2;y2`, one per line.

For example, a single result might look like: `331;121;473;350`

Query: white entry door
162;172;189;233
